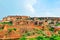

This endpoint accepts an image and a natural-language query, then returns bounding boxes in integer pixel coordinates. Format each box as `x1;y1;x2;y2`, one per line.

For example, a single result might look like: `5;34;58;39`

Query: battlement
2;16;30;22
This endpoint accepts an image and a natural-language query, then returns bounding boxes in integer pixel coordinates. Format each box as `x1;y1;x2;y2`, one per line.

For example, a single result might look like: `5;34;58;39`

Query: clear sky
0;0;60;19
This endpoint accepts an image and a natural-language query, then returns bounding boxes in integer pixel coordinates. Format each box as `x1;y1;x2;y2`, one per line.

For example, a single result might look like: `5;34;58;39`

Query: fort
2;16;60;26
2;16;42;26
0;16;60;39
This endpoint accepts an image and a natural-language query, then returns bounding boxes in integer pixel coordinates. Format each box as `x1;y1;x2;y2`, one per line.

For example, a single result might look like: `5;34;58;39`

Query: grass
18;27;60;40
18;35;60;40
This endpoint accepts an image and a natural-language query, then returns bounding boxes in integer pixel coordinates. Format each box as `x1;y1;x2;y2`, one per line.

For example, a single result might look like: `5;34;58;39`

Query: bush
36;36;44;40
18;34;60;40
24;32;31;36
50;35;60;40
18;36;27;40
8;28;16;33
1;21;13;26
0;26;4;30
49;27;54;32
8;28;12;33
43;37;50;40
13;28;16;31
55;23;60;26
29;38;37;40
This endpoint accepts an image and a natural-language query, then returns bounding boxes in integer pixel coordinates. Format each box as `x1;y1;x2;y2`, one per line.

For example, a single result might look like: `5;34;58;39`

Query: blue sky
0;0;60;19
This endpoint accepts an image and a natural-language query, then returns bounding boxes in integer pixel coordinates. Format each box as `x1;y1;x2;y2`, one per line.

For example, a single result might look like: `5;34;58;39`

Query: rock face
2;16;40;26
0;16;36;38
2;16;30;21
1;16;60;39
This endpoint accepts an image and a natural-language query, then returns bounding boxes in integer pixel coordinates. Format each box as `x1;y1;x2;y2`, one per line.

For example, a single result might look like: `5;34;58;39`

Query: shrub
18;36;26;40
36;36;44;40
0;26;4;30
55;23;60;26
29;38;37;40
8;28;16;33
43;37;50;40
49;27;54;32
1;21;13;26
8;28;12;33
50;34;60;40
13;28;16;31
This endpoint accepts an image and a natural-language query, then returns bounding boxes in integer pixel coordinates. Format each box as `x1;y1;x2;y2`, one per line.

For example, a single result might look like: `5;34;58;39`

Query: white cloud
23;0;60;17
26;4;35;13
24;0;37;13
